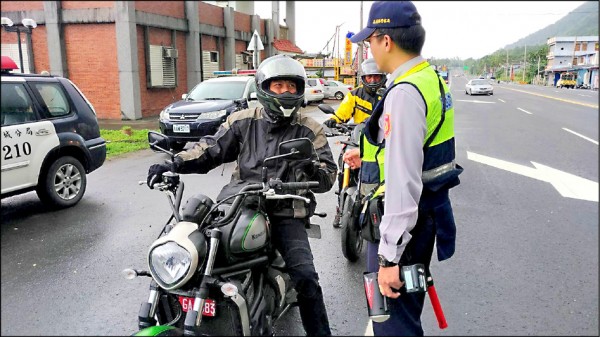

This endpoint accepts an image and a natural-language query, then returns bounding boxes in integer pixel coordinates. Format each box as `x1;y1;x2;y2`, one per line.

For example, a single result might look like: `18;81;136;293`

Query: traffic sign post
247;30;264;69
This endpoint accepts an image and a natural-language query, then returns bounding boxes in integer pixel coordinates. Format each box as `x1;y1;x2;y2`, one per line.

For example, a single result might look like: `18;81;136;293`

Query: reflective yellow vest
360;60;461;194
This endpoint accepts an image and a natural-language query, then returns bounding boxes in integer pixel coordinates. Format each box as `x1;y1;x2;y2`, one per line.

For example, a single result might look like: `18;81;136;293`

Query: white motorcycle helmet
361;58;387;95
255;55;307;122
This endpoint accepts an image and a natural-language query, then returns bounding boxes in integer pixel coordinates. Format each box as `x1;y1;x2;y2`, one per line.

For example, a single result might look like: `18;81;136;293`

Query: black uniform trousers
366;209;437;336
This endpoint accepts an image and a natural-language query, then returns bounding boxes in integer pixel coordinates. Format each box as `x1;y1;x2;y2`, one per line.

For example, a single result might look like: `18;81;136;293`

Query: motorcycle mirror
277;138;313;161
317;104;335;115
148;131;174;157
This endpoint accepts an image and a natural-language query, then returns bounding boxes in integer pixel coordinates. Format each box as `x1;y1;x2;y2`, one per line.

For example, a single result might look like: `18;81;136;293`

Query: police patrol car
1;56;106;208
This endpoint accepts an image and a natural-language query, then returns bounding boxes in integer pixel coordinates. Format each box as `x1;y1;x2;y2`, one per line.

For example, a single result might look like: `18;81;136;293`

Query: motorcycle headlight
149;242;191;288
148;221;207;290
197;109;227;120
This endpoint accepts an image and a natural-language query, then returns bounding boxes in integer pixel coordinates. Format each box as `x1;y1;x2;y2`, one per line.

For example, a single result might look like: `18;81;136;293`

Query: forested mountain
505;1;598;49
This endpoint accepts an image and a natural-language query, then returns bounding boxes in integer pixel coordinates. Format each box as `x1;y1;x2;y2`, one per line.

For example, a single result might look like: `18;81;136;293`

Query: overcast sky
252;1;587;60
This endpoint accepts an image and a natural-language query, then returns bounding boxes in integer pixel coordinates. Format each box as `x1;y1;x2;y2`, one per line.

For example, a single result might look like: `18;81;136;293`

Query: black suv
159;75;260;151
1;56;106;208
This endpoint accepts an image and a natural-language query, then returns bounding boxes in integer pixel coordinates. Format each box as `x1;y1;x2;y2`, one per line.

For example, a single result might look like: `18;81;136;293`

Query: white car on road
465;79;493;95
324;80;353;100
304;78;325;104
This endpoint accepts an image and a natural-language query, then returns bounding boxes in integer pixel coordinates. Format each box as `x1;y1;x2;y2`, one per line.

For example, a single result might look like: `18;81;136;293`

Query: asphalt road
1;83;598;336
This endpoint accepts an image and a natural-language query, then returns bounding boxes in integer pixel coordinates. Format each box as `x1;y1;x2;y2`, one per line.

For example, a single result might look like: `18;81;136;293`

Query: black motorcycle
124;131;325;336
318;104;365;262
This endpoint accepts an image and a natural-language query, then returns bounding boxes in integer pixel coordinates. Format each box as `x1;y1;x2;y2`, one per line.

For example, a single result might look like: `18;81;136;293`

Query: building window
595;42;599;51
210;51;219;63
148;45;177;88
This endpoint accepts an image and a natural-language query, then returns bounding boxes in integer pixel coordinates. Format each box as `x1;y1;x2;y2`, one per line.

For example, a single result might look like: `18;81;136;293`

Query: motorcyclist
323;58;387;227
147;54;337;336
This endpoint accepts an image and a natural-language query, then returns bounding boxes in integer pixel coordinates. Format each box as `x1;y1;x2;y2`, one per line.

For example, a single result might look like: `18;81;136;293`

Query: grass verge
100;126;159;160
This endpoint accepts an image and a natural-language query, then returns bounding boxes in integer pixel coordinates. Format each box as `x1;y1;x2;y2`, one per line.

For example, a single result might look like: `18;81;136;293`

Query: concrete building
545;36;599;88
0;1;302;120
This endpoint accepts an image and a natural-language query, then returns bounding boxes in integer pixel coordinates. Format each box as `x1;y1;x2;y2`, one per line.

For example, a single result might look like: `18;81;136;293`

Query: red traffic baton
426;275;448;329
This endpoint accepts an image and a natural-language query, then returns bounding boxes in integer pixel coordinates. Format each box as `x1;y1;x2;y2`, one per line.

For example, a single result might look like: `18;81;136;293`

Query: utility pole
357;1;364;85
522;44;527;82
537;55;541;81
505;49;509;80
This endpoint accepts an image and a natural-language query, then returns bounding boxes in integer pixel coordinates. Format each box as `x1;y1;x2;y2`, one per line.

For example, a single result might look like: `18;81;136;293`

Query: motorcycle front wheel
340;196;363;262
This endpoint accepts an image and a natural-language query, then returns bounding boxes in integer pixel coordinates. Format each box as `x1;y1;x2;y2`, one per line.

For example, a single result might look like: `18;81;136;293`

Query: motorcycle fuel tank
229;208;270;254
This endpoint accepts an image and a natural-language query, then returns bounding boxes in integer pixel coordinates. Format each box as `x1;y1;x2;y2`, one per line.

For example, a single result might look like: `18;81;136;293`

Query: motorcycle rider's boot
332;205;341;228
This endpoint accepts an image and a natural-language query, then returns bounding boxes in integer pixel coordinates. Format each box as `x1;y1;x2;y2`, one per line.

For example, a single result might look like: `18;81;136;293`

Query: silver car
465;79;493;95
324;80;353;100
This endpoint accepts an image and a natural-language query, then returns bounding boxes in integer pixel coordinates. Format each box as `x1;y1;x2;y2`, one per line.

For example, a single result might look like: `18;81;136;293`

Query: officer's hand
323;119;337;128
147;163;171;189
378;265;403;299
342;148;361;169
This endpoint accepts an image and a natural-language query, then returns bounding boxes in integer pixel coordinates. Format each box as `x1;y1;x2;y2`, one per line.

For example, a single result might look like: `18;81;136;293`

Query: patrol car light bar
213;69;257;77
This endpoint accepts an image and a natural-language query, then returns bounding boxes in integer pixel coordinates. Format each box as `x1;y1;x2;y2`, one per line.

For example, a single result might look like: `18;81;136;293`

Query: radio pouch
359;185;384;243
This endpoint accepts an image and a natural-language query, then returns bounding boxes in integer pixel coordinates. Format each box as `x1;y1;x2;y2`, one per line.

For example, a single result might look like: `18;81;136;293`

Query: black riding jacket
175;107;337;219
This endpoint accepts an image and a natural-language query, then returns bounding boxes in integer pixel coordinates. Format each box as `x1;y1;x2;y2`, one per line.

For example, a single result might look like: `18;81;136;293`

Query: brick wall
135;1;184;19
31;26;49;74
198;2;223;27
64;24;119;120
234;11;251;32
0;1;43;11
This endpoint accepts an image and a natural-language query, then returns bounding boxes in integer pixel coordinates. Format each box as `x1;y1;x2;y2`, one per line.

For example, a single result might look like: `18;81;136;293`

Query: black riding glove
323;118;337;128
147;157;183;189
147;163;171;188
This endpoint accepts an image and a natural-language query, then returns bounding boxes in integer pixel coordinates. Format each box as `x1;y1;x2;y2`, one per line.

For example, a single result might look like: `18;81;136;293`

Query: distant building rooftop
273;38;303;54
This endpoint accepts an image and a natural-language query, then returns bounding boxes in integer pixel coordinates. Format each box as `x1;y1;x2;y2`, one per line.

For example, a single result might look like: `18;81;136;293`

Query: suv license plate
173;124;190;133
178;296;216;317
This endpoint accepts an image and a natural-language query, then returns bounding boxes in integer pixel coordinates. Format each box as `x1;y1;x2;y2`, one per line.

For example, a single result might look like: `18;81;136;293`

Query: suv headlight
160;106;172;120
197;109;227;120
148;221;207;290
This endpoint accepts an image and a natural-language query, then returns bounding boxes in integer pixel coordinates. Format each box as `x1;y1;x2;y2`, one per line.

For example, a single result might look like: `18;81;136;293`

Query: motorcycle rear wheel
340;196;363;262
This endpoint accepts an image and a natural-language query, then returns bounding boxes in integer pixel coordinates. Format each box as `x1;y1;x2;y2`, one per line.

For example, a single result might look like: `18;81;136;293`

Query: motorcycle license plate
173;124;190;133
178;296;216;317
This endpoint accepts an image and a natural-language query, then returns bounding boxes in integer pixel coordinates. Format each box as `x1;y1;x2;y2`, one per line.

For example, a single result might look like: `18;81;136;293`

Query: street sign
463;65;469;71
247;30;264;69
247;30;264;51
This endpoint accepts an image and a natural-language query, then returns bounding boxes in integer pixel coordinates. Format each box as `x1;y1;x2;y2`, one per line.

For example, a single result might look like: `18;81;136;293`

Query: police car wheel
36;156;87;209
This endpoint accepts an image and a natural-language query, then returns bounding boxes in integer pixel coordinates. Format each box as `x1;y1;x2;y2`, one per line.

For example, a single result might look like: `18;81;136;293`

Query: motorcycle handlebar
280;181;319;190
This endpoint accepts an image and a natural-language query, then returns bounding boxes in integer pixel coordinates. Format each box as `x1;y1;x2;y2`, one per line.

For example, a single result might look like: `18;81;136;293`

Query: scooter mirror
317;104;335;115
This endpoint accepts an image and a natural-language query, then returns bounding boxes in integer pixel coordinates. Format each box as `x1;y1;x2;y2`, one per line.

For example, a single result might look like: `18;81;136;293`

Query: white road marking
517;107;532;114
562;128;599;145
364;320;373;336
498;98;506;103
455;100;496;104
467;151;598;202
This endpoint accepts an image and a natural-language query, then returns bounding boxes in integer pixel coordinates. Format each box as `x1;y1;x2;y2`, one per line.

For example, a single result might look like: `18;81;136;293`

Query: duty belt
422;160;456;184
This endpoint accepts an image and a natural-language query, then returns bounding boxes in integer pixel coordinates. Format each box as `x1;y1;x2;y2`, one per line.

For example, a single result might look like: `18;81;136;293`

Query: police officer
348;1;463;335
147;54;337;336
324;58;386;227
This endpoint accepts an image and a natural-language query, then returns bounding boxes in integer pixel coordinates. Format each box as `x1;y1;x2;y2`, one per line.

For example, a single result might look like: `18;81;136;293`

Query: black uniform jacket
175;107;338;218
